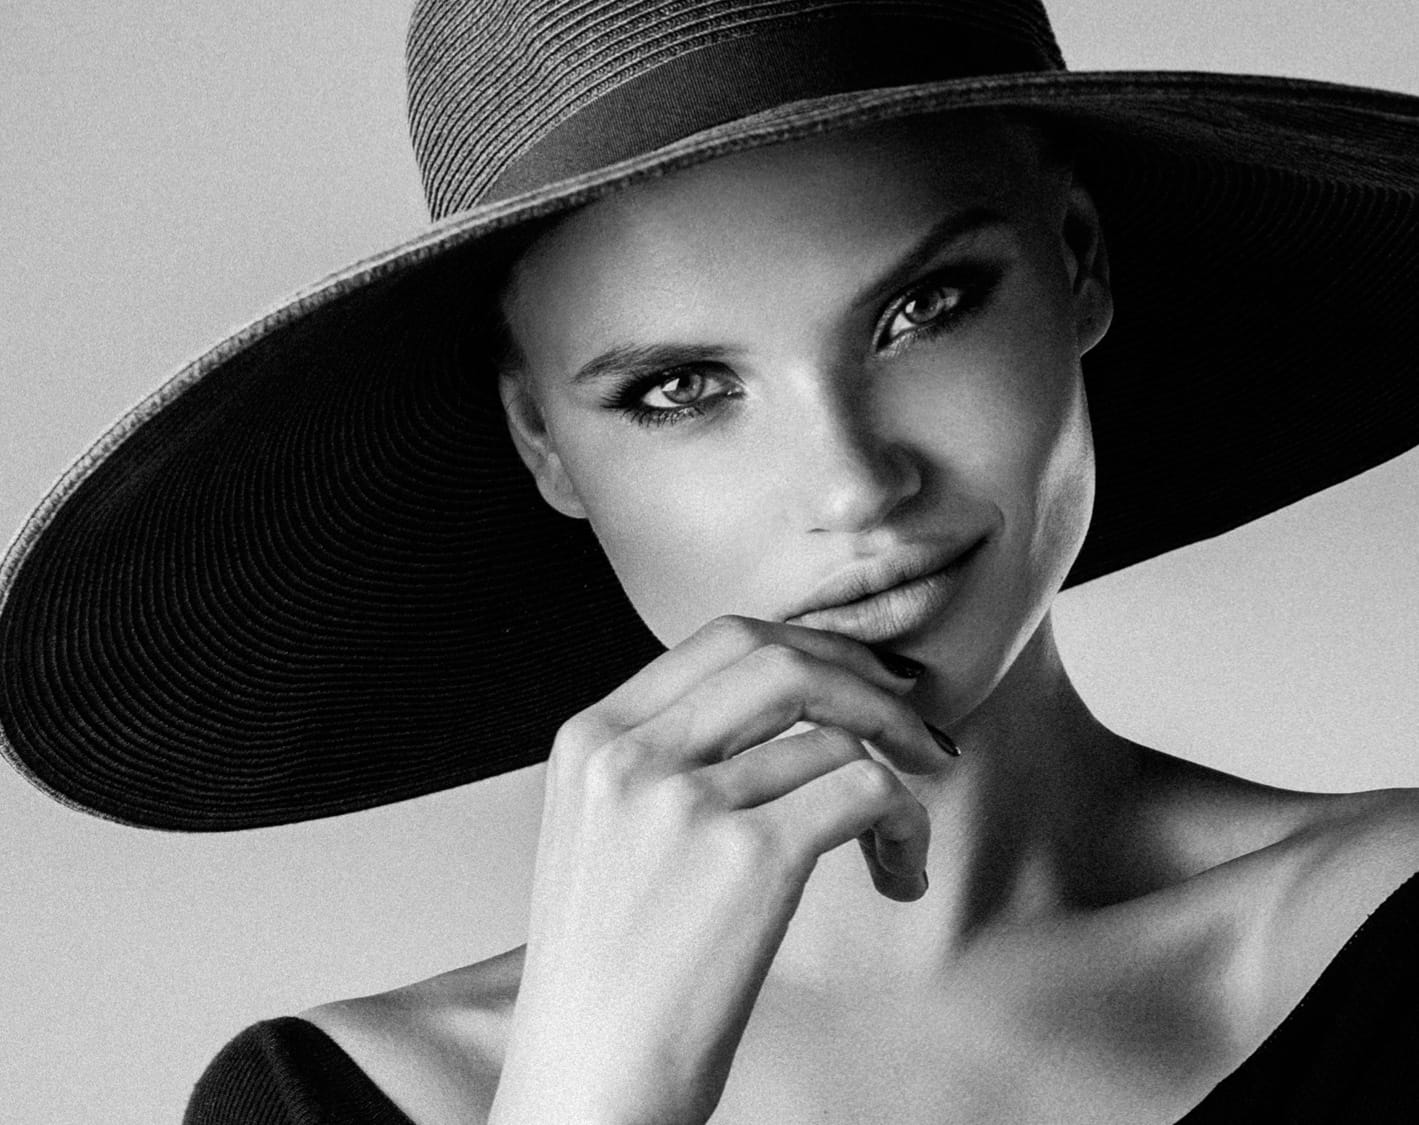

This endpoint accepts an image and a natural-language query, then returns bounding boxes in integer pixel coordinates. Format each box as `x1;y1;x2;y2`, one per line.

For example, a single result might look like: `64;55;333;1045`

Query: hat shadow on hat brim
2;70;1417;830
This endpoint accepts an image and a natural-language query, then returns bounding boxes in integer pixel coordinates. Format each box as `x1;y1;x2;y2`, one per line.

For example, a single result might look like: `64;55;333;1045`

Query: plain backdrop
3;3;1417;1122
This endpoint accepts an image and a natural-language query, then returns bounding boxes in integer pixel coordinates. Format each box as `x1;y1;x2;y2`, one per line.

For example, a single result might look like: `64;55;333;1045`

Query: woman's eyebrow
569;342;737;386
566;207;1006;387
851;205;1009;312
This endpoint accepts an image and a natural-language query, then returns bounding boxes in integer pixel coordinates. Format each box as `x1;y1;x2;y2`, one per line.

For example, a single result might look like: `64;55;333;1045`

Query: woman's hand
488;615;954;1125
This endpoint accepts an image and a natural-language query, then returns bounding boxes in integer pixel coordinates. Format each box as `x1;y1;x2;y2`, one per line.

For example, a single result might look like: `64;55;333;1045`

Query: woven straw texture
1;0;1416;829
408;0;1065;213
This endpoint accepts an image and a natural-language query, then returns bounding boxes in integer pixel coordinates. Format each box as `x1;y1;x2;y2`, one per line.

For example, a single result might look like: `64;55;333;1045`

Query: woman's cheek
571;445;763;644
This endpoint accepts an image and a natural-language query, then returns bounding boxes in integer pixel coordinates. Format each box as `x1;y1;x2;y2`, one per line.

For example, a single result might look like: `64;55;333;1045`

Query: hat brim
3;71;1418;830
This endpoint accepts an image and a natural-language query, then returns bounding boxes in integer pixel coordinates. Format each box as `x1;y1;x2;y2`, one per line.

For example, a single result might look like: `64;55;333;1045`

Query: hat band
476;12;1063;207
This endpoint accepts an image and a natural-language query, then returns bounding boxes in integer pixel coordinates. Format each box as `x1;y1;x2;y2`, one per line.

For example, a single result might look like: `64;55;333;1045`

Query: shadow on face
495;111;1112;719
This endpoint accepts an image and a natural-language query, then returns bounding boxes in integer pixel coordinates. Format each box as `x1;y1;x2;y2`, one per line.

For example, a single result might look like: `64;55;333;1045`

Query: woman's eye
642;369;714;409
876;262;1005;349
609;364;740;427
881;282;967;345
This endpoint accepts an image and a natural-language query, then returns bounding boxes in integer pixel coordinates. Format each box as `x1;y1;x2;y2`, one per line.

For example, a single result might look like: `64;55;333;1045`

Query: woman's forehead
501;112;1062;372
519;112;1053;273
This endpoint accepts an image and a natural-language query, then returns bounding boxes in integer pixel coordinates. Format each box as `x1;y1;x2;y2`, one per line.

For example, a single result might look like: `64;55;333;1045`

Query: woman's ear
1060;178;1113;356
498;372;589;519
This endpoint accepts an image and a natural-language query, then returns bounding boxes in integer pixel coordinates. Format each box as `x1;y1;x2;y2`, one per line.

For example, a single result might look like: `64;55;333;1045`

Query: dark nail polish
924;721;960;757
871;647;925;679
899;869;928;902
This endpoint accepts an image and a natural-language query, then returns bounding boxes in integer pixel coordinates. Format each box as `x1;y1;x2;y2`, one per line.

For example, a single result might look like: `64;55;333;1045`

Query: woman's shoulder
1275;783;1419;913
297;944;525;1125
1202;784;1419;1029
1264;784;1419;916
1304;784;1419;858
1147;750;1419;902
1139;752;1418;926
185;1015;422;1124
1166;786;1419;1122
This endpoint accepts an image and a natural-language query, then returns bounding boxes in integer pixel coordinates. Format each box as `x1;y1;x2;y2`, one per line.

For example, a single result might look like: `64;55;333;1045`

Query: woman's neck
768;614;1172;987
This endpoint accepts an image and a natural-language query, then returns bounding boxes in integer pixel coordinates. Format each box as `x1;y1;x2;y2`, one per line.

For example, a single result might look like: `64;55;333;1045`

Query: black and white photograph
3;2;1417;1121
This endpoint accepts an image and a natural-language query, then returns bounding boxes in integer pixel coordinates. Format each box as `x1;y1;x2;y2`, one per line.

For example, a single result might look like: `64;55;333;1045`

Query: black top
184;874;1419;1124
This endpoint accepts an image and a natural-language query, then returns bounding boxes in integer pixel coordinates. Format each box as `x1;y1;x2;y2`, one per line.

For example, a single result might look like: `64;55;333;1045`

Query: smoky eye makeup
593;256;1006;429
873;260;1006;352
600;362;743;428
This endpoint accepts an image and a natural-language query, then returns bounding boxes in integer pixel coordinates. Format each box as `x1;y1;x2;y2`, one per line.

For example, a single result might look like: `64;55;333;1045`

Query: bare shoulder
1276;785;1419;914
1240;785;1419;1023
300;944;524;1125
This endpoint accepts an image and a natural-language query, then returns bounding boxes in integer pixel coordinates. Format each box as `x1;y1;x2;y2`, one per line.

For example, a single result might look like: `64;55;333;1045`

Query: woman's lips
785;540;983;644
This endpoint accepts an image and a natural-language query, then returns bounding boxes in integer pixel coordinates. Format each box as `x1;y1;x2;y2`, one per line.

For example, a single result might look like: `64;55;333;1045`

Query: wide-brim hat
3;0;1417;831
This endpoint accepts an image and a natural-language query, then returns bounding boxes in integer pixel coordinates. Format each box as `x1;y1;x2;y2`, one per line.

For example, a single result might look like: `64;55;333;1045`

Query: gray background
3;3;1417;1122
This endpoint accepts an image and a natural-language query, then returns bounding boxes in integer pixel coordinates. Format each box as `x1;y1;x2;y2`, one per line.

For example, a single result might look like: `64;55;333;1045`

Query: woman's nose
788;387;922;534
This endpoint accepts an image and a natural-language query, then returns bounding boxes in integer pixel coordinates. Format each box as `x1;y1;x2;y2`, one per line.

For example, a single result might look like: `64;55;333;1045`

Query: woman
3;1;1417;1122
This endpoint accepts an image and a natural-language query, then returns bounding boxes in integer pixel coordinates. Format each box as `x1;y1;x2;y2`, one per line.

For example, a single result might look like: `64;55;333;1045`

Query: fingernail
924;721;960;757
871;647;925;679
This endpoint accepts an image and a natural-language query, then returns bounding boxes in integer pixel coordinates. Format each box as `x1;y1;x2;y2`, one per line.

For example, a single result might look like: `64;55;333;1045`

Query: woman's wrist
492;1019;716;1125
490;1080;706;1125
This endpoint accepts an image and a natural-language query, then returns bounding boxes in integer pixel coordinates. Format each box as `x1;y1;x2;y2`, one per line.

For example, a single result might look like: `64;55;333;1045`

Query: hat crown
406;0;1066;218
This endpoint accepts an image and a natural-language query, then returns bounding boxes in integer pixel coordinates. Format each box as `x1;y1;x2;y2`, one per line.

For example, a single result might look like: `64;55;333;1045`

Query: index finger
595;615;921;731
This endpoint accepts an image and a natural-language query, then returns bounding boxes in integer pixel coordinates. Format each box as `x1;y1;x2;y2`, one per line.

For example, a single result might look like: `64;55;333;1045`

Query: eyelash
605;366;742;428
875;262;1001;352
606;262;1002;428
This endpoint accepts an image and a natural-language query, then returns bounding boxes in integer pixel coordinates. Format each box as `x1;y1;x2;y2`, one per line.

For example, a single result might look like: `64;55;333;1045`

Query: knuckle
860;705;902;746
710;815;781;871
547;718;597;780
654;771;714;820
577;737;647;800
701;613;766;653
813;725;864;758
551;710;598;753
842;757;897;802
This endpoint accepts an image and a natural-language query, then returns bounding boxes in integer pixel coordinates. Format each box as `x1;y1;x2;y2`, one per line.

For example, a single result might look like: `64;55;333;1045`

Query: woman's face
500;114;1111;721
